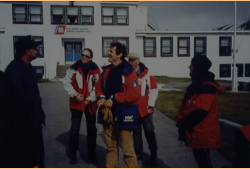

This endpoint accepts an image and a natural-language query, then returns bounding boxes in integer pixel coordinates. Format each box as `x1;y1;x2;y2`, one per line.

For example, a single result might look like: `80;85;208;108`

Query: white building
0;1;249;82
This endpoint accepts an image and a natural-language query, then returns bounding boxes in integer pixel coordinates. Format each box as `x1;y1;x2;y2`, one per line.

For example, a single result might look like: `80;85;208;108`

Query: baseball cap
15;35;42;51
128;52;140;60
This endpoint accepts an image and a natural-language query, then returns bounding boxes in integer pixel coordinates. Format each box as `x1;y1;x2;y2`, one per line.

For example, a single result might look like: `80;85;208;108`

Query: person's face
81;50;92;64
27;47;39;60
108;46;122;65
189;62;194;76
129;58;140;70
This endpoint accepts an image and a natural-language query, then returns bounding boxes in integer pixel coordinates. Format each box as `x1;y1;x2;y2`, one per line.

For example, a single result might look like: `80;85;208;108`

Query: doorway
64;42;82;64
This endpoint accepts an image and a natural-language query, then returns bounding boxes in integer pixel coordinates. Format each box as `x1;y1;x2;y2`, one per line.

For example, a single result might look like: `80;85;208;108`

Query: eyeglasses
81;54;91;58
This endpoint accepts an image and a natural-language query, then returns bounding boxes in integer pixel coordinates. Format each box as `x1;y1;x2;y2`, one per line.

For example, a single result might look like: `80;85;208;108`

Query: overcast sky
139;1;250;31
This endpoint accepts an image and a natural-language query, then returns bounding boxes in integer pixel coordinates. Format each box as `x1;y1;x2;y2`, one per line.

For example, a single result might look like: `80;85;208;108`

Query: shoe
136;153;142;160
69;151;77;164
151;157;158;166
150;150;158;165
88;152;97;163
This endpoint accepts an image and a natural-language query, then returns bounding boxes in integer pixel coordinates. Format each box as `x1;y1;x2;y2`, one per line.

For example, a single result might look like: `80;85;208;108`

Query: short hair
82;48;93;58
110;42;127;60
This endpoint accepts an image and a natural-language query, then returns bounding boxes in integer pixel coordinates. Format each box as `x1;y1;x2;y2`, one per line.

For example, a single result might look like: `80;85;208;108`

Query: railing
147;13;159;30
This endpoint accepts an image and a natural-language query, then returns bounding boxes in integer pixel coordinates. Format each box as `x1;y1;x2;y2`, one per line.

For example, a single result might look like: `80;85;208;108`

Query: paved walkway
39;82;232;168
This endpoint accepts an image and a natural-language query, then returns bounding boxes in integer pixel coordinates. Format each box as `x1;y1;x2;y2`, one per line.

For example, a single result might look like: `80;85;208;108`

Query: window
66;6;79;24
13;36;44;58
178;37;190;56
245;64;250;77
80;6;94;25
194;37;206;55
51;6;65;24
161;37;173;57
144;37;156;57
236;64;243;77
102;37;129;57
51;5;94;25
219;37;232;56
13;4;42;24
220;64;231;77
102;7;128;25
34;66;44;79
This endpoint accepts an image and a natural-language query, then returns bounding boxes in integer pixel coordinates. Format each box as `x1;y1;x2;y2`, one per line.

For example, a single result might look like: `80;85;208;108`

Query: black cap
15;35;42;51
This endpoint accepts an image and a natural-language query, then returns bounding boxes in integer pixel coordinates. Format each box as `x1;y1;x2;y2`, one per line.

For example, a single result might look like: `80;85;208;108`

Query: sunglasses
81;54;91;58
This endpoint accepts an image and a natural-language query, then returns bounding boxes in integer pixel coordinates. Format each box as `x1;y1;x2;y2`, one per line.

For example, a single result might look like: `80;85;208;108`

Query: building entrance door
64;42;82;64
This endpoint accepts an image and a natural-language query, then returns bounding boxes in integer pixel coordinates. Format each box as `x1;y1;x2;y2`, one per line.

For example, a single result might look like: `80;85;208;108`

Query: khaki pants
103;123;138;168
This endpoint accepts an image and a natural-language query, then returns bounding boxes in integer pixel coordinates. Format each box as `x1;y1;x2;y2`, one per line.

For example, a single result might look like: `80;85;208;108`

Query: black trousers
69;108;97;154
133;114;158;155
192;148;212;168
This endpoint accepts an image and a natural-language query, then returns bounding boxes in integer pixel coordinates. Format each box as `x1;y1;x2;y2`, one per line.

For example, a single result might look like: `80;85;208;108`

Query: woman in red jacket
63;48;101;164
176;54;221;168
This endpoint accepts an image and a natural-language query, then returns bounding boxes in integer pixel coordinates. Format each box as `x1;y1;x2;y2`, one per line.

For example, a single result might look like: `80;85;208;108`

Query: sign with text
54;25;92;35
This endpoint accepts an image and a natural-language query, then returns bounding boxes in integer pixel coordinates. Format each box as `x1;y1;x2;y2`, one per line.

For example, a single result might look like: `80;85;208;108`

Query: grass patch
155;76;191;83
156;91;250;125
38;78;51;83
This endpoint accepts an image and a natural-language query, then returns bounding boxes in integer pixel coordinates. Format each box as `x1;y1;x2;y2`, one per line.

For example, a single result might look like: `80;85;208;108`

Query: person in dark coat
2;35;46;168
176;54;221;168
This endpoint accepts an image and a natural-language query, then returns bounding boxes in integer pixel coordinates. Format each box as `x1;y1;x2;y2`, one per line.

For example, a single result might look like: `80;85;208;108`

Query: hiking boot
69;151;77;164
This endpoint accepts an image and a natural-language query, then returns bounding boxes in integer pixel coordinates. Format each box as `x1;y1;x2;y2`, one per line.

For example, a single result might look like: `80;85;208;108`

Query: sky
139;1;250;31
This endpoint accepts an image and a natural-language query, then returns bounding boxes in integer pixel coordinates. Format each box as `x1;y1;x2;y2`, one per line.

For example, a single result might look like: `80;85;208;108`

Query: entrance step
56;65;71;78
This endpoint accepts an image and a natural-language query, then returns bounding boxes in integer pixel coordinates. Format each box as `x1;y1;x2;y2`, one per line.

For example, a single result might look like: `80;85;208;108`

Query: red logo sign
55;25;66;35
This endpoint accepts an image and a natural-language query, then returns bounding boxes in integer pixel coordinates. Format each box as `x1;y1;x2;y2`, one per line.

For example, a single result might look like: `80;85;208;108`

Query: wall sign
54;25;92;35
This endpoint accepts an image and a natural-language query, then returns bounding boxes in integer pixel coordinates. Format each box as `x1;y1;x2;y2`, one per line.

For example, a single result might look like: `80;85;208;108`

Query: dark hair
82;48;93;57
110;42;127;60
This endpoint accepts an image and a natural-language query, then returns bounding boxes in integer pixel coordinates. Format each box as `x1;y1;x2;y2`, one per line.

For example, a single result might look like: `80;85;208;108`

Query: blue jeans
133;114;158;154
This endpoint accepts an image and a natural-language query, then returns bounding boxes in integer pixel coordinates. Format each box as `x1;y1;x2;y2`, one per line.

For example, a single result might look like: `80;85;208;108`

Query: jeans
192;148;212;168
68;108;97;154
103;122;138;168
133;114;158;155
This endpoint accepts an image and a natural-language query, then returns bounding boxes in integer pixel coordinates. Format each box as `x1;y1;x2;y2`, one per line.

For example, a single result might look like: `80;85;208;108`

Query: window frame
66;6;79;25
102;37;129;57
161;37;173;57
178;37;190;57
144;37;156;57
245;64;250;77
101;6;129;25
236;63;244;77
13;36;44;58
33;66;44;79
13;4;43;24
80;6;94;25
194;37;206;56
219;64;231;78
219;36;232;56
51;5;65;24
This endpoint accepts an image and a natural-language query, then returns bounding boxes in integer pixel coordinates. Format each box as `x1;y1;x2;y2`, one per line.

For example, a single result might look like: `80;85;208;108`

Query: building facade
0;1;249;82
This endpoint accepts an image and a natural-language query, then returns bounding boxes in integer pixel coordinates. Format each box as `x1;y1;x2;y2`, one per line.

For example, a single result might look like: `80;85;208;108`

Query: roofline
135;30;250;36
101;1;139;6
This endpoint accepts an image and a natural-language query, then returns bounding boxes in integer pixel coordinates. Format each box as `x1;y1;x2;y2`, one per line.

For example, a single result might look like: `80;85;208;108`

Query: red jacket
137;62;158;117
63;61;101;114
95;60;140;129
176;80;222;149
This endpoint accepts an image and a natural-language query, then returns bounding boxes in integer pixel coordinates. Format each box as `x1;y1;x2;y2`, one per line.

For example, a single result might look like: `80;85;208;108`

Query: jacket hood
138;62;148;78
202;72;221;92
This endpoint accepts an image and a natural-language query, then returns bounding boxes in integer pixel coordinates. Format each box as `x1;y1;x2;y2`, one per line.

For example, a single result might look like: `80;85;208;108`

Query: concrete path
39;82;232;168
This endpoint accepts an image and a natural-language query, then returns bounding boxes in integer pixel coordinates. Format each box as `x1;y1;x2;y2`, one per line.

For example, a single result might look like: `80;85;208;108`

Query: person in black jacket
3;35;45;168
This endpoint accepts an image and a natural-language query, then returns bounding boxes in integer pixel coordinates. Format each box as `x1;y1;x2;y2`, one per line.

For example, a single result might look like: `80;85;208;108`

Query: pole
232;1;237;91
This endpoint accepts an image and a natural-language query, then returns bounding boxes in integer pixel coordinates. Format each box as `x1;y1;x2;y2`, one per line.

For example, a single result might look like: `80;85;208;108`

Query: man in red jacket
176;54;221;168
96;42;140;168
128;52;159;165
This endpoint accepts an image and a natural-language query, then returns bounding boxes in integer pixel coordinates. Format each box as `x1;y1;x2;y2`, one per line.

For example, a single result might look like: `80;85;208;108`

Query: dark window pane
220;64;231;77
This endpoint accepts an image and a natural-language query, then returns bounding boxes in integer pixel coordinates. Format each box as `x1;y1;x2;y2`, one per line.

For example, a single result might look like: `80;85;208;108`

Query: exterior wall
135;32;250;82
0;1;249;82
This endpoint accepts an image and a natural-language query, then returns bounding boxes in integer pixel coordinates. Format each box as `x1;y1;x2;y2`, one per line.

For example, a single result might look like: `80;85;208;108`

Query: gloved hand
177;127;186;142
102;107;113;123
